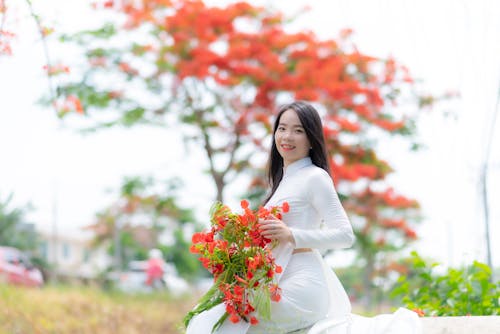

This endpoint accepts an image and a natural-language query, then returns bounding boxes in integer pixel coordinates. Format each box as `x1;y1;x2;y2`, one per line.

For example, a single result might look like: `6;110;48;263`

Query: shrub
390;251;499;316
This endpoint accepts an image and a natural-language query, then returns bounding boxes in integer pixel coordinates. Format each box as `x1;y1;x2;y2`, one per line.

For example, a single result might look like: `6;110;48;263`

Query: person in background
145;248;165;290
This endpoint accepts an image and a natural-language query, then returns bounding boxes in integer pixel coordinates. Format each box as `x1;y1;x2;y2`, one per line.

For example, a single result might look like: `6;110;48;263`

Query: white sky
0;0;499;267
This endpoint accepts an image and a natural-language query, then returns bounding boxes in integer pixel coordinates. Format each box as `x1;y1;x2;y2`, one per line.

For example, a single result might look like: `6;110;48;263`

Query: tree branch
24;0;58;115
0;0;7;33
194;107;224;192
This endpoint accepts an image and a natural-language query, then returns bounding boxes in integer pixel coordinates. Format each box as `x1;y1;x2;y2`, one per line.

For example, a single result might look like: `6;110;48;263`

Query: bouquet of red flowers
184;199;289;333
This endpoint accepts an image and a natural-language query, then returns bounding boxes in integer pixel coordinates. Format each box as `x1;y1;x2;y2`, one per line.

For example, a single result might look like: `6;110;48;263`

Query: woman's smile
280;144;295;151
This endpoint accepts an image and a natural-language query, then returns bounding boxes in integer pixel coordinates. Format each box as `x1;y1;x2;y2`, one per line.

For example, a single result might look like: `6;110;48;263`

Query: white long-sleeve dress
186;157;422;334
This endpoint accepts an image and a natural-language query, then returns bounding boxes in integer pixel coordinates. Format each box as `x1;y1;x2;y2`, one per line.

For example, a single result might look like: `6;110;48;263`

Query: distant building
38;230;111;280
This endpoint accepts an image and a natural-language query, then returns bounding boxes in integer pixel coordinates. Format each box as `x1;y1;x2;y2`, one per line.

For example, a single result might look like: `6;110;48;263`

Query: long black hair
264;101;331;204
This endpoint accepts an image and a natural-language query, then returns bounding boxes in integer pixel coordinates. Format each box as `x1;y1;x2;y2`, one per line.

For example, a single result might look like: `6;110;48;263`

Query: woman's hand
259;214;294;244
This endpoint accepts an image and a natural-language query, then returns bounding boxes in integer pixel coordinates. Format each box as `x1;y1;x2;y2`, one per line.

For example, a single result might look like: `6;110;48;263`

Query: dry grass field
0;284;197;334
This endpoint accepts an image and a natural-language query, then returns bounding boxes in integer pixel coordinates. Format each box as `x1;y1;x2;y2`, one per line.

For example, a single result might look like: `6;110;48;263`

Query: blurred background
0;0;499;333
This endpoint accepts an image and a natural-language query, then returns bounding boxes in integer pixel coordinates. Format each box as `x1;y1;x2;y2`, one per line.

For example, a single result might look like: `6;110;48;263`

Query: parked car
0;246;44;288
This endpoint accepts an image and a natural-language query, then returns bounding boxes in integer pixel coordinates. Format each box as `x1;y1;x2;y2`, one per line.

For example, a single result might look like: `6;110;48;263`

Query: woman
187;101;421;334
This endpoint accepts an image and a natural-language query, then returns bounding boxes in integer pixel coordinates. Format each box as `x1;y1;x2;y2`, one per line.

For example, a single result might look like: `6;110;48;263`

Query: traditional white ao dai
186;157;422;334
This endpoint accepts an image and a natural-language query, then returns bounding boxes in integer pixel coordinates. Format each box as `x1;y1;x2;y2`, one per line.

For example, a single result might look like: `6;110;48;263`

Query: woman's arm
289;170;355;250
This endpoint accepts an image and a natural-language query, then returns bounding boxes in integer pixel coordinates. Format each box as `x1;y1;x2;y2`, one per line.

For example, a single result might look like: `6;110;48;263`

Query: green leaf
83;23;117;39
252;286;271;320
211;312;230;333
183;277;223;328
121;107;146;126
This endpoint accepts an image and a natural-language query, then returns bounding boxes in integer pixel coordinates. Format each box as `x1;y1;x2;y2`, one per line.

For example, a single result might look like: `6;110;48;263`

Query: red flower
233;285;245;301
266;269;274;278
240;199;249;209
186;200;288;331
258;206;270;217
234;274;249;285
239;214;248;226
282;202;289;213
229;313;240;323
199;257;210;269
270;284;282;302
216;217;227;228
412;308;425;317
226;303;235;314
213;263;224;276
192;232;204;243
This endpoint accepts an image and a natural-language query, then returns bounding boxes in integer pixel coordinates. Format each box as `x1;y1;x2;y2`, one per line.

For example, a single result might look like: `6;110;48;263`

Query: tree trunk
361;252;375;311
214;174;225;203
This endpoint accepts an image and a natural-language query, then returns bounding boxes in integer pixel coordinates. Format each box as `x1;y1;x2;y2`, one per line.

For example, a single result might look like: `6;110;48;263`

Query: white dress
186;157;422;334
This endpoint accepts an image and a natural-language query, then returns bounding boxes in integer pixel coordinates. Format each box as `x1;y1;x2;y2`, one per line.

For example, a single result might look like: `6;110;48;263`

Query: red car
0;246;43;287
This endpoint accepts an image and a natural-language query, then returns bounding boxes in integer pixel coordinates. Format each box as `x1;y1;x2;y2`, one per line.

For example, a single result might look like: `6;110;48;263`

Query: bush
390;251;499;316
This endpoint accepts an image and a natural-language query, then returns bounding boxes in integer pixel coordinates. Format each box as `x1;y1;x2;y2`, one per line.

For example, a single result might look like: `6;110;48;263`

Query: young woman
187;101;421;334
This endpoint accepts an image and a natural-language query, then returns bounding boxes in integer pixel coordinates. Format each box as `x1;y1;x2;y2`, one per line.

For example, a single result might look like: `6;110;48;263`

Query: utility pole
51;179;59;282
480;86;499;271
479;166;493;269
113;215;122;271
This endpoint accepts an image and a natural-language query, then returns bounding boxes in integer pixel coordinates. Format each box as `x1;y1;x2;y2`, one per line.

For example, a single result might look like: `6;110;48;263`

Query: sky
0;0;499;268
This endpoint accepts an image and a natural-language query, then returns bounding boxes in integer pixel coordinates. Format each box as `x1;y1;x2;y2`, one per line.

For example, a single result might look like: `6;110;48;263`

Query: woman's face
274;109;311;168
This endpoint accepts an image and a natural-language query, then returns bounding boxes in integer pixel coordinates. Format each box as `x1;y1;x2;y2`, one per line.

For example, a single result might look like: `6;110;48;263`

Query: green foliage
391;251;500;316
107;230;149;268
60;23;117;42
120;176;152;196
0;194;50;276
0;193;37;251
335;264;369;303
161;228;205;281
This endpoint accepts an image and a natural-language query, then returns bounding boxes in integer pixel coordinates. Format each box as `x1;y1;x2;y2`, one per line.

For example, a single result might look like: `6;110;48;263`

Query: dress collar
283;157;312;178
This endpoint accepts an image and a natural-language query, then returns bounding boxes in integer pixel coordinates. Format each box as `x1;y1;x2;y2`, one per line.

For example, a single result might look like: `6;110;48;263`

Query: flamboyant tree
53;0;438;306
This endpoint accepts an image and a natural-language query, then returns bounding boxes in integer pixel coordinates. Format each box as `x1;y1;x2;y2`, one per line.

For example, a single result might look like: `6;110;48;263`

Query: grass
0;283;403;333
0;283;198;334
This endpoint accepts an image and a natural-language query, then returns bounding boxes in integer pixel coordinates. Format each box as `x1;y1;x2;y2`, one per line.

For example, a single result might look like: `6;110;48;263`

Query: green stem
211;312;229;333
183;275;224;328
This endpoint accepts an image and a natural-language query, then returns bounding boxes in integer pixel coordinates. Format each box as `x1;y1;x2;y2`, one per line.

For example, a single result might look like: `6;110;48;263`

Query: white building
38;230;111;280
